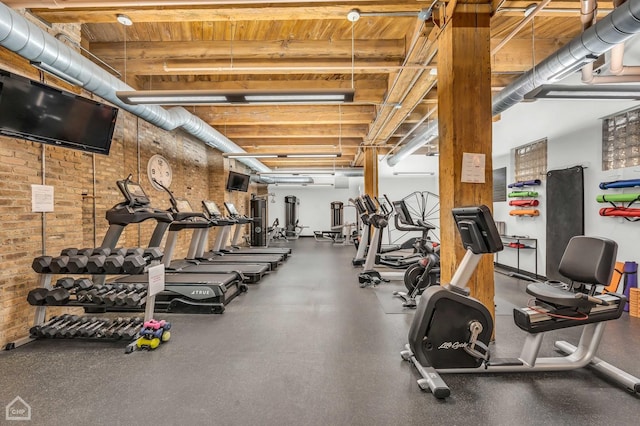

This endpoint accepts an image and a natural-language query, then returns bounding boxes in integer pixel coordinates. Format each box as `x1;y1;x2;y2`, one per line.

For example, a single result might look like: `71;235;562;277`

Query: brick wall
0;80;259;348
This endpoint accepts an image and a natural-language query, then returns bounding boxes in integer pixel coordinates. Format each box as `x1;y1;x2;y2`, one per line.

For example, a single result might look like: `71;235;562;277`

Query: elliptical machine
402;205;639;399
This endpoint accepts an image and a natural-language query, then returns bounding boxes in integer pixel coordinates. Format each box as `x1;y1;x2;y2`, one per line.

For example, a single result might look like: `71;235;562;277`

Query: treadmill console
202;200;223;218
224;202;240;216
117;179;151;207
174;198;194;213
107;178;173;225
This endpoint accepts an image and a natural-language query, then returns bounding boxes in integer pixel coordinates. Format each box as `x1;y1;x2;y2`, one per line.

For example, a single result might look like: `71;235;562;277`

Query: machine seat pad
526;282;591;308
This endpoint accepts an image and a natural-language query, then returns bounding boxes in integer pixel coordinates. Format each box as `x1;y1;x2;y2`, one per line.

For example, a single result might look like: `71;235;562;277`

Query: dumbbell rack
6;265;157;354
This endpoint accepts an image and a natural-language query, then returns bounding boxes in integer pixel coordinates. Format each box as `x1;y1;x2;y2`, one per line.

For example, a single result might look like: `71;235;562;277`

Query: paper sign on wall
31;185;54;212
461;153;486;183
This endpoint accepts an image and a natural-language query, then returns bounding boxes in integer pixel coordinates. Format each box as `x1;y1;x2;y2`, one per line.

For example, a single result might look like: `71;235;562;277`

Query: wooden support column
363;147;378;197
437;5;495;316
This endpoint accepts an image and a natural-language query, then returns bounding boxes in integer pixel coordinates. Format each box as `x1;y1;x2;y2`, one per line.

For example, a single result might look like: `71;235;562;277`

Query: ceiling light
347;9;361;22
223;152;342;159
30;61;84;87
524;85;640;100
116;14;133;26
392;172;436;176
286;153;342;158
116;89;355;105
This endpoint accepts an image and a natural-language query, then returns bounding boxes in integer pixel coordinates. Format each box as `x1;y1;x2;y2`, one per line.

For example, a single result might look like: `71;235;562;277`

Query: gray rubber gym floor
1;238;638;425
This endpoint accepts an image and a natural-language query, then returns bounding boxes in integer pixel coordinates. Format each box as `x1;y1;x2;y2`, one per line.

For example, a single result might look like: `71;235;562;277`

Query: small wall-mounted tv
0;70;118;155
226;171;250;192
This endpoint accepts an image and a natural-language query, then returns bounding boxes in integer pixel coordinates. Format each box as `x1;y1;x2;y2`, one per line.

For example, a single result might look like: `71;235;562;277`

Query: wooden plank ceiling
9;0;610;169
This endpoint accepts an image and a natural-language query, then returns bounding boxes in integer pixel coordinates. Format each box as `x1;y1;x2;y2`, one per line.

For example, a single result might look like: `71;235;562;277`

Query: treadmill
219;202;291;258
103;176;246;314
150;186;269;284
195;200;284;269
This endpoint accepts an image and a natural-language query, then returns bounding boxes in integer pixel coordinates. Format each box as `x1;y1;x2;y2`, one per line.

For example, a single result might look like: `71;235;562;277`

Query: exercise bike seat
514;236;625;333
526;282;592;309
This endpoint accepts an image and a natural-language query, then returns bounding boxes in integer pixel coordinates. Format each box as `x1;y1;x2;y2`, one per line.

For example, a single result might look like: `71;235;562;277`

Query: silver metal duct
251;175;314;184
387;121;438;167
388;0;640;166
0;3;269;173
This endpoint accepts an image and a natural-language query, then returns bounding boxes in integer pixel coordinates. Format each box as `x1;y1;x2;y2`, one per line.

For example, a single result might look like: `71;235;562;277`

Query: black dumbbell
124;284;147;306
60;248;79;256
41;315;80;338
51;248;95;274
103;248;129;274
113;317;144;339
29;315;63;336
105;283;144;306
27;288;49;305
93;284;124;304
86;248;112;274
81;319;110;338
58;316;94;338
112;284;144;306
80;284;113;303
31;315;74;337
70;317;103;338
32;256;53;273
103;284;131;307
45;278;94;305
98;317;129;338
122;248;163;274
74;279;96;301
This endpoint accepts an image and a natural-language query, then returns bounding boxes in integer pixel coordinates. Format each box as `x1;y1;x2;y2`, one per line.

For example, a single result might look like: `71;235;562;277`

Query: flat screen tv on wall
0;70;118;155
226;171;250;192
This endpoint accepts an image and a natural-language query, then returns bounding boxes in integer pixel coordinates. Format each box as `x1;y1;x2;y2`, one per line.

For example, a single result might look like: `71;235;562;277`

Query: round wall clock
147;154;173;190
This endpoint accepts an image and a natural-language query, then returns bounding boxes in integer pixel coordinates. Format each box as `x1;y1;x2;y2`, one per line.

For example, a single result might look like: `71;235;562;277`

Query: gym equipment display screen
0;71;118;155
175;199;193;213
226;171;250;192
203;201;222;216
224;202;240;216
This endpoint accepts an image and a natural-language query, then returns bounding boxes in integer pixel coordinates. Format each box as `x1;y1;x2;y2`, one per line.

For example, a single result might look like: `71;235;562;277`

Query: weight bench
314;230;341;242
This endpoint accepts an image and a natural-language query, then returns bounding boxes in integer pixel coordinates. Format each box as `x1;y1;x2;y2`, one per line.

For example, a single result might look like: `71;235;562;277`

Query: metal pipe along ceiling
387;0;640;167
0;3;270;173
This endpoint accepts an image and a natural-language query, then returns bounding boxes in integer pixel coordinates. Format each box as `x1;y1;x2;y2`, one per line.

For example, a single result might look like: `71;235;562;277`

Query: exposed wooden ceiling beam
107;58;419;75
233;138;361;148
198;105;374;126
491;38;571;72
89;39;406;61
25;2;424;23
221;124;367;139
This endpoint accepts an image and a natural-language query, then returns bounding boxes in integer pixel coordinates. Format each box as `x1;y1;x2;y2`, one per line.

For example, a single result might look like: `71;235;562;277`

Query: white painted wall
492;98;640;276
268;177;362;236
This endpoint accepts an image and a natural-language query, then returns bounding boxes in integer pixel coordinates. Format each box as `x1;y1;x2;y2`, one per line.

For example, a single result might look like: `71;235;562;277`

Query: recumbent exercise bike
402;205;640;399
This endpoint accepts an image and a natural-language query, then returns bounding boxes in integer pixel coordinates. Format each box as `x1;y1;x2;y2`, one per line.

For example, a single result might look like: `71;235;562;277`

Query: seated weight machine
402;205;639;399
